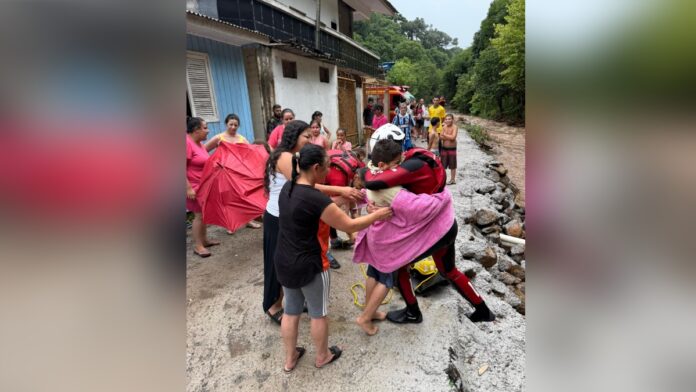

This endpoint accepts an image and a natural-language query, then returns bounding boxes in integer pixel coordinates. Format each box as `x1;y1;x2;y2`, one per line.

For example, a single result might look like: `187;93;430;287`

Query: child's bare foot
356;316;379;336
372;311;387;321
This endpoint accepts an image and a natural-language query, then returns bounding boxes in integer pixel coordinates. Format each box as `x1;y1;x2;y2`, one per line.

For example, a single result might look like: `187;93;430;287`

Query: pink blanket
353;187;455;273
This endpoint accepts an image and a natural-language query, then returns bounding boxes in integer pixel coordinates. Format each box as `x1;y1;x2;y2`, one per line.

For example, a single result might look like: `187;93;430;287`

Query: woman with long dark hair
275;143;391;371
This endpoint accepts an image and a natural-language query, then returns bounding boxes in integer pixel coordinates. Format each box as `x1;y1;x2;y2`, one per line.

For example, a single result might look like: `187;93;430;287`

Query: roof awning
343;0;398;21
186;11;271;46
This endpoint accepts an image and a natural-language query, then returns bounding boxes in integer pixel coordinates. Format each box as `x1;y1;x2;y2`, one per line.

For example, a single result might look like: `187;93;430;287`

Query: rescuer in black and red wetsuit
363;144;495;323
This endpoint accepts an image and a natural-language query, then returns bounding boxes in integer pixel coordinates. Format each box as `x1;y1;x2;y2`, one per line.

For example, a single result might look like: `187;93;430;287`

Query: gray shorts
283;270;330;318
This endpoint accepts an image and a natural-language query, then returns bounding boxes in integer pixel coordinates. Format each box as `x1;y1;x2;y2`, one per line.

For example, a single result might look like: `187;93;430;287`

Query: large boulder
477;246;498;268
474;208;499;226
504;220;524;238
476;181;496;194
508;265;526;280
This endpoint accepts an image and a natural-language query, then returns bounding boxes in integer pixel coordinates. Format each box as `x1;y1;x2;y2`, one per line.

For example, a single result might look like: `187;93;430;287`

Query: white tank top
266;171;288;217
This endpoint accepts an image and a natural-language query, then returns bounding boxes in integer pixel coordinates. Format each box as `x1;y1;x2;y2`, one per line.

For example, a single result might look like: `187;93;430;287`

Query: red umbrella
197;142;269;232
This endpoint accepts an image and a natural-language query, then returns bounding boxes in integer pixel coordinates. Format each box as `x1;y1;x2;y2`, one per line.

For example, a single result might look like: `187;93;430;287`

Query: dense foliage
353;0;525;124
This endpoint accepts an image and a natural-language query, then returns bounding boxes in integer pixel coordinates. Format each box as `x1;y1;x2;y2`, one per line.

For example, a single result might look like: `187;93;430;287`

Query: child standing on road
440;114;458;185
355;140;404;335
427;117;441;157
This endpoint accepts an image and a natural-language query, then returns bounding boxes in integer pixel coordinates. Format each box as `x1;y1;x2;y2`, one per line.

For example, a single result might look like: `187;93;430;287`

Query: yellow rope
350;264;394;308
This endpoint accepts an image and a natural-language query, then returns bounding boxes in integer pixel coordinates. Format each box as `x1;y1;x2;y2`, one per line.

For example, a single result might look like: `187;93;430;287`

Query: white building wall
273;0;339;30
271;49;339;139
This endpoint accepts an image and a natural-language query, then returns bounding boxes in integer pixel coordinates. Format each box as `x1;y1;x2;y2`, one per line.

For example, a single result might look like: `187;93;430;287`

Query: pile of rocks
458;161;526;315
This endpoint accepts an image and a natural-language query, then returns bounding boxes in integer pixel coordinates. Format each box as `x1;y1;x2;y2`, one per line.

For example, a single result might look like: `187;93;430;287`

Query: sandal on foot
247;221;262;229
204;240;220;247
193;249;211;258
315;346;342;369
283;347;306;373
267;309;283;325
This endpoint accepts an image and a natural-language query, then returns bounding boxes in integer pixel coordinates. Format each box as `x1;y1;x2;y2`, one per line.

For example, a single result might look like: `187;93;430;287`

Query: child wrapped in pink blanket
352;186;454;273
352;139;454;336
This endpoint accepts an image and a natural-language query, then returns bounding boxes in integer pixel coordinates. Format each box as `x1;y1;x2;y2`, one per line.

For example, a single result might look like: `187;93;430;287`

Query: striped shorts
283;270;330;318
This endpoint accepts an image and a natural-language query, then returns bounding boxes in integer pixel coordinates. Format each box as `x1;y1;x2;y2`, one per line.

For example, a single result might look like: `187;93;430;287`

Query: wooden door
337;77;358;146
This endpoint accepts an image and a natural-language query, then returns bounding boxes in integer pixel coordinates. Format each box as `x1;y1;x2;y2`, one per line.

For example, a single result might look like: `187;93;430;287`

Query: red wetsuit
363;147;490;322
363;147;445;194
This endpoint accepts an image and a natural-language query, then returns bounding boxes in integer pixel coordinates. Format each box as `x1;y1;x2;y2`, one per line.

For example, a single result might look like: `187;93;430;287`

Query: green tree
427;48;450;69
491;0;525;93
387;59;418;87
469;46;507;118
387;59;438;99
394;40;428;63
440;48;473;103
400;17;428;40
353;13;406;61
471;0;511;58
452;71;475;113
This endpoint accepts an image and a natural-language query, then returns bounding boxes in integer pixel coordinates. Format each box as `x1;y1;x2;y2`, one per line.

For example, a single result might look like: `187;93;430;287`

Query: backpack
328;149;362;183
403;147;446;193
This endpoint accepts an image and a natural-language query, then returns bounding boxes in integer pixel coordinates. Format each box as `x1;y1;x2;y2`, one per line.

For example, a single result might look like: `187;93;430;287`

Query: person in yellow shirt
427;96;446;134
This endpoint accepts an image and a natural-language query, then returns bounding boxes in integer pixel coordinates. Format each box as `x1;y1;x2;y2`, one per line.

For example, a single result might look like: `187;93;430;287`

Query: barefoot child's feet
372;311;387;321
356;316;379;336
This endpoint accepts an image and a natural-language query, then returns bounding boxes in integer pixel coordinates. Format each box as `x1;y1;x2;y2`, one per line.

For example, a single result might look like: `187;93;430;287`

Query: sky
387;0;492;48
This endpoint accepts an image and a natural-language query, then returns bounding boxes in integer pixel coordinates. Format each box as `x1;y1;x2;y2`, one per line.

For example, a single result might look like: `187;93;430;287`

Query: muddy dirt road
459;115;525;203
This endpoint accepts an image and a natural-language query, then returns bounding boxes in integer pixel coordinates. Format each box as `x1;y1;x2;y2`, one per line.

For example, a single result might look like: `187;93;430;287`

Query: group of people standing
186;98;490;373
363;95;458;184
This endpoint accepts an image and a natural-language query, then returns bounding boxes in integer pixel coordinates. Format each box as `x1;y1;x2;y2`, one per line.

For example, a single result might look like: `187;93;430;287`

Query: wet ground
459;115;525;204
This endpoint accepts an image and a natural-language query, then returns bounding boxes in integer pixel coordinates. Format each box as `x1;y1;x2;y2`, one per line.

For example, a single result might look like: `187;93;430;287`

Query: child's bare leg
356;282;389;335
364;277;386;321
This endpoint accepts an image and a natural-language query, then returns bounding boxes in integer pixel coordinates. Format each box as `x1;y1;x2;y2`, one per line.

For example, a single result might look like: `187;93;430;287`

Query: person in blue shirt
392;102;416;151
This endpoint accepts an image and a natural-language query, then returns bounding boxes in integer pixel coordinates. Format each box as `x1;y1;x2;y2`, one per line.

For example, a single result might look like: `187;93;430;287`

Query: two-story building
186;0;396;144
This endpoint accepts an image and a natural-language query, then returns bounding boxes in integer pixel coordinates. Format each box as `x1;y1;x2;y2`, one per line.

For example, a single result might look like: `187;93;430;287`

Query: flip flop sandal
204;241;220;247
246;221;262;229
267;309;284;325
193;250;211;258
283;347;306;373
315;346;342;369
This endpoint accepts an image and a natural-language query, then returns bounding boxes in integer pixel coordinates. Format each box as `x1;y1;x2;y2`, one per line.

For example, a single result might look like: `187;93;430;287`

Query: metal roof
186;10;271;41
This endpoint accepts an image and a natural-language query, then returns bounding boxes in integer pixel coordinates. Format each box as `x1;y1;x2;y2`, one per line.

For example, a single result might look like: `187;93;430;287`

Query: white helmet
368;123;404;153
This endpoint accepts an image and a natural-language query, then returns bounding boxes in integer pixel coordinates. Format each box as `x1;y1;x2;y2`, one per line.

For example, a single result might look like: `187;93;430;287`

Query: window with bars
282;60;297;79
186;51;218;122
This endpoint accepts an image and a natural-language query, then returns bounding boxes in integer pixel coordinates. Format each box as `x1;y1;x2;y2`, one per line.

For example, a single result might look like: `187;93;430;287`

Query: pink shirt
186;135;209;190
372;114;387;130
331;140;353;151
310;135;328;149
268;124;285;149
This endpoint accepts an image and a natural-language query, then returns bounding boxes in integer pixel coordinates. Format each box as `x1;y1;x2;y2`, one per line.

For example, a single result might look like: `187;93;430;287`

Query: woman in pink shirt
368;104;387;134
268;109;295;149
331;128;353;151
186;117;219;257
309;120;329;150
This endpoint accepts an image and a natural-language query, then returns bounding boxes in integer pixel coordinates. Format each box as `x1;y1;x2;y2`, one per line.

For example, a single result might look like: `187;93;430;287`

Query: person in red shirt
268;109;295;149
364;104;387;141
186;117;220;257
